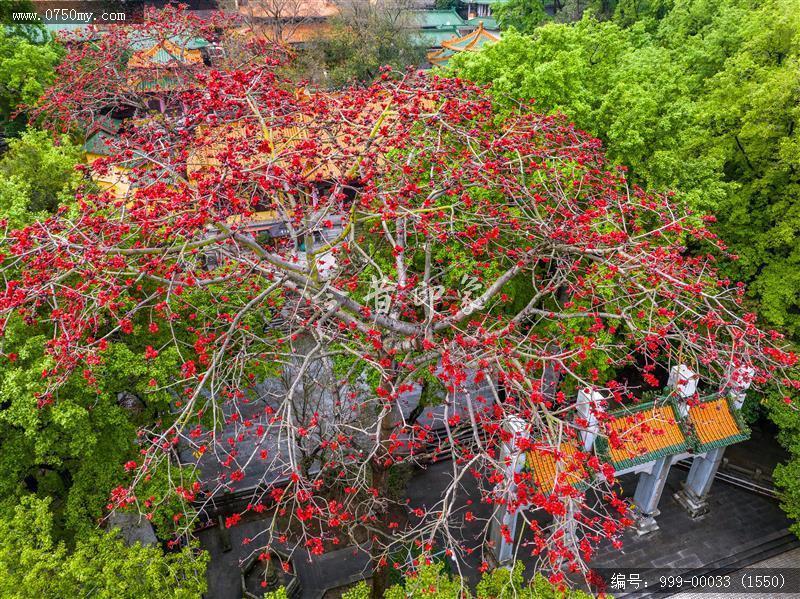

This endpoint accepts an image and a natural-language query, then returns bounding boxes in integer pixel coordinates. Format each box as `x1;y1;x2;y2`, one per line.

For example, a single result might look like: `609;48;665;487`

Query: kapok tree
4;7;798;597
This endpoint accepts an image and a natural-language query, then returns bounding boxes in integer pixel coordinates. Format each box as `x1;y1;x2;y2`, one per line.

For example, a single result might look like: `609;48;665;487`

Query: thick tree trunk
369;366;400;599
369;460;391;599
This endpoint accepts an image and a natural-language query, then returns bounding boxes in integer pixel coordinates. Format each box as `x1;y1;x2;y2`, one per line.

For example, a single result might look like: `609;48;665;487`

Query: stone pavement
199;516;372;599
403;461;795;586
201;460;795;598
671;547;800;599
590;469;790;572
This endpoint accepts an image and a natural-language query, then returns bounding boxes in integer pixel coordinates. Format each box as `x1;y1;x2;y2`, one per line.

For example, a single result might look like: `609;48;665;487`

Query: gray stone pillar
674;363;752;518
562;498;580;548
632;457;672;534
489;502;520;565
487;417;526;565
674;447;725;518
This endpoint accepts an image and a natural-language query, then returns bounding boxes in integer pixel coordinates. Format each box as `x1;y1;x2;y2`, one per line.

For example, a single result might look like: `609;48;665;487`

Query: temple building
488;364;754;564
83;116;130;197
426;21;500;67
411;9;467;49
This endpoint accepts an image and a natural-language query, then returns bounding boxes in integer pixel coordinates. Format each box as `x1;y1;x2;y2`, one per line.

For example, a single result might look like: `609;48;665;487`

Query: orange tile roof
603;403;689;469
440;22;499;52
427;22;499;66
186;92;397;183
526;441;588;492
127;39;205;69
688;397;748;449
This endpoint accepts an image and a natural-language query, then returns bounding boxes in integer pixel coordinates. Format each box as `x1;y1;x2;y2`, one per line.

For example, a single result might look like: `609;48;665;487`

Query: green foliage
492;0;548;33
0;176;36;229
336;563;599;598
0;313;192;538
290;16;426;87
765;388;800;537
0;26;60;136
613;0;673;27
0;495;208;599
477;563;594;598
774;457;800;537
385;562;464;598
0;128;84;222
342;582;372;599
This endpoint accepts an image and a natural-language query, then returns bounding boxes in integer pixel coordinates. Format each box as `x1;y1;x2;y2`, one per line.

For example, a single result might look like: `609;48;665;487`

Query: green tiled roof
134;75;186;91
464;17;499;29
183;37;210;50
411;10;466;29
417;28;461;48
84;130;115;156
451;30;496;50
150;48;180;64
83;117;123;156
128;33;209;52
431;47;457;62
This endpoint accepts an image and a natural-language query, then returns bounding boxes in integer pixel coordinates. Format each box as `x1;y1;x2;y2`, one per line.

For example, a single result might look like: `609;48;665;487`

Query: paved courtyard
201;459;796;598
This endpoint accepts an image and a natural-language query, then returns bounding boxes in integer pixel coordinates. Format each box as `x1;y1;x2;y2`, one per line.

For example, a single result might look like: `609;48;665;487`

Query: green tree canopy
0;26;60;137
492;0;548;32
0;312;190;538
0;495;207;599
290;6;426;87
0;129;84;221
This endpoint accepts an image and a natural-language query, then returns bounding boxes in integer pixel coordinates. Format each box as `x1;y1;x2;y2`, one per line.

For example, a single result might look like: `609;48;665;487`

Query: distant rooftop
410;9;465;29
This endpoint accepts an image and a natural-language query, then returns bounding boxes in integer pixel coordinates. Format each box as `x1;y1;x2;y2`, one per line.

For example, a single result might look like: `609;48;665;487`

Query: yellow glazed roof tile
605;405;688;466
526;441;587;492
689;398;745;446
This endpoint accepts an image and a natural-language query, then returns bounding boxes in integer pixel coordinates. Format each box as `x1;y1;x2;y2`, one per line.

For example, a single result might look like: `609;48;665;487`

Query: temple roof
186;92;397;183
417;28;462;48
520;393;750;487
128;33;209;51
464;17;499;30
411;10;466;29
427;22;499;66
526;440;589;493
593;391;751;471
687;396;749;452
127;37;206;69
442;21;499;51
598;400;691;471
84;116;123;157
124;36;208;92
